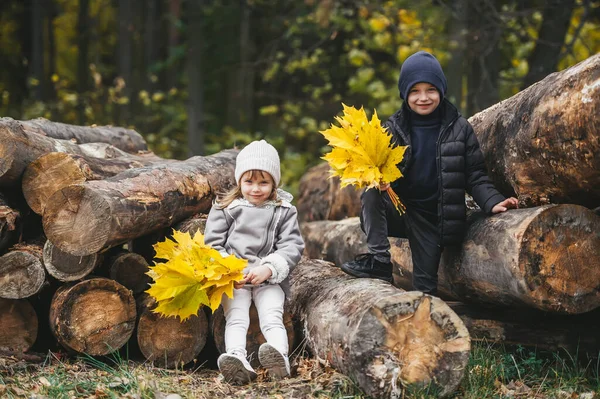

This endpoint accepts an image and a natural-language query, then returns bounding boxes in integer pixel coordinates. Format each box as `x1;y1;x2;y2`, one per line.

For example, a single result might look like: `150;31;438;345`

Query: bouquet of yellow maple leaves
145;230;247;321
320;103;407;213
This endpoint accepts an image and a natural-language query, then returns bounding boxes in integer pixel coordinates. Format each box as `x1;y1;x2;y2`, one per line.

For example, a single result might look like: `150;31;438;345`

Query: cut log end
22;152;89;215
520;205;600;313
43;240;98;281
43;185;111;256
0;298;38;352
0;251;46;299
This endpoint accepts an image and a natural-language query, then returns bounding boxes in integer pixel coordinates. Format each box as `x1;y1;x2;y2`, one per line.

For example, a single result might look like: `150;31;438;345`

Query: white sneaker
258;343;290;379
217;352;257;384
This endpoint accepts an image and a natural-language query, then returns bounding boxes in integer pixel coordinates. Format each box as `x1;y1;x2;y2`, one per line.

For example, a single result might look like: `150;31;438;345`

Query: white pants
221;284;288;358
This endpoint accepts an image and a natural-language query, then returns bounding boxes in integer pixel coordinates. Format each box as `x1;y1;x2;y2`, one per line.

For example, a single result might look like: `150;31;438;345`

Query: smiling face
240;170;275;206
407;82;441;116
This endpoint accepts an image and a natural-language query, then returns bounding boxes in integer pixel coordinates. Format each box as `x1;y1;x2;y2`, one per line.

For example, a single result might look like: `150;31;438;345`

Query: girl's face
240;170;274;206
407;82;441;115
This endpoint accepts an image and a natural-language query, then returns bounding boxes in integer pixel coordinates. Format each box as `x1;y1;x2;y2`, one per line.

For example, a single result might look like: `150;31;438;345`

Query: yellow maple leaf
146;230;247;320
320;103;407;212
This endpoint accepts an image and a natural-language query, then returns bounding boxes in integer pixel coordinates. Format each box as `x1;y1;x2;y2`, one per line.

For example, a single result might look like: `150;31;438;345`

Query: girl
204;140;305;384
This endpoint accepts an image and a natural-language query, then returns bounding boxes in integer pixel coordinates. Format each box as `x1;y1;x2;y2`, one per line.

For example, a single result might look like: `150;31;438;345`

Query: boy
340;51;518;295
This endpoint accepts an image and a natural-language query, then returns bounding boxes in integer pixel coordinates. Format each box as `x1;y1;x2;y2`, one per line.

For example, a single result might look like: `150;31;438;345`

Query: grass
0;342;599;398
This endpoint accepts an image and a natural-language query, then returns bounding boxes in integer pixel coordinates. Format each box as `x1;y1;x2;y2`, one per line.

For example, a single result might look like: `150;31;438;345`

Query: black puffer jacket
386;99;505;245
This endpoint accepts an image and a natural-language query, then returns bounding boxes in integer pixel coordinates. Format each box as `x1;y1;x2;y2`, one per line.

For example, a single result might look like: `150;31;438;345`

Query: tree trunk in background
144;0;160;91
76;0;90;125
118;0;133;123
46;0;56;104
466;0;502;115
445;0;467;111
522;0;576;89
0;298;38;352
469;54;600;208
166;0;181;90
49;278;136;356
31;0;45;102
186;0;205;156
289;258;471;398
43;150;237;256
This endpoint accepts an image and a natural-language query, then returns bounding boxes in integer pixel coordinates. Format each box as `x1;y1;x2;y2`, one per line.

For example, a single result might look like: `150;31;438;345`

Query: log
49;278;136;355
174;213;208;236
0;298;38;352
0;117;148;153
22;151;166;215
211;303;296;369
0;242;46;299
43;149;238;256
469;53;600;208
0;193;20;253
107;250;150;295
289;258;470;398
301;204;600;314
296;162;362;222
136;295;208;368
0;118;161;186
42;240;100;282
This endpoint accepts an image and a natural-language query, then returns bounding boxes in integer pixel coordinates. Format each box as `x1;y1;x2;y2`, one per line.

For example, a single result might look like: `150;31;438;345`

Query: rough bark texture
0;118;160;186
296;162;362;222
0;193;20;253
43;149;238;256
211;304;296;369
49;278;136;355
301;204;600;314
1;117;148;153
289;258;470;398
107;250;150;295
42;240;99;282
469;53;600;208
136;295;208;368
0;298;38;352
22;151;166;215
0;242;46;299
174;213;208;236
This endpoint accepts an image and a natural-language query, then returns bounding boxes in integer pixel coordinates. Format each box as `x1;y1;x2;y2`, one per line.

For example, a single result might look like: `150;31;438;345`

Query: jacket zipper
436;116;459;242
256;207;279;259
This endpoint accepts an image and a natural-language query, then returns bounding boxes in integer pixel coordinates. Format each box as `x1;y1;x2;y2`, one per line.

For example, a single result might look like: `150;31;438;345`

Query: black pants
360;188;442;295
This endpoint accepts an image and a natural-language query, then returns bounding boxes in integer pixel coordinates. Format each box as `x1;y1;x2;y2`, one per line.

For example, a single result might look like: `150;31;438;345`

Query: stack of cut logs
0;53;598;398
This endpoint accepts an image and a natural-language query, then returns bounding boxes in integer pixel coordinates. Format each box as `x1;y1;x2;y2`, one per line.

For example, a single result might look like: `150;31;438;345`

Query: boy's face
407;82;441;115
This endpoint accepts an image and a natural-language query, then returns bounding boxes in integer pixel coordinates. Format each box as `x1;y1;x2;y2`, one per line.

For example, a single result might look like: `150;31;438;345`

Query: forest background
0;0;599;197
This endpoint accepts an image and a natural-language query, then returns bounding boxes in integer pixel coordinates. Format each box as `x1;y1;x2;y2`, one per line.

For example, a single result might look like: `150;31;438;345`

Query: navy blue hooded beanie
398;51;447;100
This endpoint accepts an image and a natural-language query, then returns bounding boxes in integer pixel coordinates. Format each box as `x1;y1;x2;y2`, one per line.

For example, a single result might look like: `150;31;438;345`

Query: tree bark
174;213;208;236
49;278;136;356
2;117;148;152
0;193;20;253
289;258;470;398
0;241;46;299
296;162;362;223
301;204;600;314
42;240;99;282
22;151;165;215
136;295;208;368
43;149;238;256
107;250;150;295
470;53;600;208
0;118;155;186
211;303;296;369
0;298;38;352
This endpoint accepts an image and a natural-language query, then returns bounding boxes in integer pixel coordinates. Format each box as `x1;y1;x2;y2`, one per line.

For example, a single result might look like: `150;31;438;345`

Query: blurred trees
0;0;598;195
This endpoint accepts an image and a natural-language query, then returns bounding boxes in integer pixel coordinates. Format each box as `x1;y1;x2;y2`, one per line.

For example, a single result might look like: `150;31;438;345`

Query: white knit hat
235;140;281;186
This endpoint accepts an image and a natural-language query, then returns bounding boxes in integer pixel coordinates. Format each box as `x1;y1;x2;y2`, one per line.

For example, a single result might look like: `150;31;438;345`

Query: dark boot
340;253;393;283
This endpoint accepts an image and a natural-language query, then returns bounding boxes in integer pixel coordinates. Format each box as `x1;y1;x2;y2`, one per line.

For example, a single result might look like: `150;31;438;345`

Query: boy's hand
245;265;273;285
492;197;519;214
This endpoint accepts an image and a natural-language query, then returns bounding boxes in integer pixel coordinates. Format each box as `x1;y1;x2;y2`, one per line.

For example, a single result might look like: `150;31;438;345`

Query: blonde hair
215;170;278;209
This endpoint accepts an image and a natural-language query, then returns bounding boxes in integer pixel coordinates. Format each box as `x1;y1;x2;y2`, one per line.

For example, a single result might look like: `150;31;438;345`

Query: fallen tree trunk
49;278;136;356
42;240;100;282
301;204;600;314
470;53;600;208
289;258;470;398
22;152;167;215
0;118;162;186
107;250;150;295
136;295;208;368
0;298;38;352
43;149;237;256
0;241;46;299
0;117;148;153
211;304;297;369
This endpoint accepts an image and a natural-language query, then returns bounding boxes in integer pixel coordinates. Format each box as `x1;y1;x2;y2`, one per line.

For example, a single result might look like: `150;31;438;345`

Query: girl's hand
491;197;519;214
234;278;247;289
245;265;273;285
